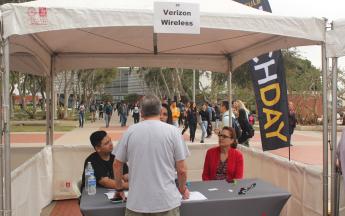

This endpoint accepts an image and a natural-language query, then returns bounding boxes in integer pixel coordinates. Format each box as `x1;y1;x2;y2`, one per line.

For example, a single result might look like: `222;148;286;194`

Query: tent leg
335;172;340;216
193;69;196;102
0;41;4;216
2;39;11;216
228;58;232;127
47;56;55;146
331;57;338;216
322;42;329;216
46;75;51;146
50;57;55;146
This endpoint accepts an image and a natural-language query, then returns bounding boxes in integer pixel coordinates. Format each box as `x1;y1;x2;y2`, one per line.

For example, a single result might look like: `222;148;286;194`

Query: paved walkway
51;114;337;167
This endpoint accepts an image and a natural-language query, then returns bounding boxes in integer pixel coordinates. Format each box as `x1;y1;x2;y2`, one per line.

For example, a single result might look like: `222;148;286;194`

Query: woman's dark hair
222;126;238;149
161;103;173;125
221;101;229;110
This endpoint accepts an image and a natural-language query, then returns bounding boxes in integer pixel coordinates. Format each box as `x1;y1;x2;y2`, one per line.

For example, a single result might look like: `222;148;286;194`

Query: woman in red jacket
202;126;244;181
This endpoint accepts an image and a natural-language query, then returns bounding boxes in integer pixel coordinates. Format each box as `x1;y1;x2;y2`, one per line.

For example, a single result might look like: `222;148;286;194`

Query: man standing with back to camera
114;95;190;216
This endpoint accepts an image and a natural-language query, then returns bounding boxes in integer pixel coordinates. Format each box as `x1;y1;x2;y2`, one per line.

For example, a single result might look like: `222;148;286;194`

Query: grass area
11;125;76;132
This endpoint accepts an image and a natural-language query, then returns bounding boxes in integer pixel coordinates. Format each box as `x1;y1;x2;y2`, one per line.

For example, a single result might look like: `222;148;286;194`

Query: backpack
90;104;96;112
247;124;255;138
232;117;242;139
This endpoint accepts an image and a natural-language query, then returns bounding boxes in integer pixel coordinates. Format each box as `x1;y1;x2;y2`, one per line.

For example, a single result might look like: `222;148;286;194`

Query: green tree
139;67;198;101
76;68;117;107
124;93;141;105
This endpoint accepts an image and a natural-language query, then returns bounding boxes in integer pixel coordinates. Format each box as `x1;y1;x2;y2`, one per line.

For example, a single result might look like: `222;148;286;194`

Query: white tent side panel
326;19;345;58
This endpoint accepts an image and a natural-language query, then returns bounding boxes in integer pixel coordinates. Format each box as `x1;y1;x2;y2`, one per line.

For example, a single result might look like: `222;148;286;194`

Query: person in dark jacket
234;100;252;147
199;104;210;143
187;102;198;142
288;101;297;135
182;102;190;135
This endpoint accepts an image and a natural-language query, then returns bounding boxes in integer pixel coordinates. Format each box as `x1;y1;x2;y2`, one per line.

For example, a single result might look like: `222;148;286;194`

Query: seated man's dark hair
90;130;107;149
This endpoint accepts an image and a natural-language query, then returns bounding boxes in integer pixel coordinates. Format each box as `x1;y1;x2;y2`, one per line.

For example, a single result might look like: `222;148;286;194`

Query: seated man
81;130;128;191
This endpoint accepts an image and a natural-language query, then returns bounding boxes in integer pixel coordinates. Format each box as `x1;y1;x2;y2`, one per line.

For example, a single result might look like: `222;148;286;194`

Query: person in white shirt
114;95;190;216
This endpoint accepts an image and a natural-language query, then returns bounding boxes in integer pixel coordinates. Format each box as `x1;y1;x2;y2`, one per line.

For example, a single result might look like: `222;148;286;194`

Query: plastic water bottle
85;162;94;193
87;174;97;195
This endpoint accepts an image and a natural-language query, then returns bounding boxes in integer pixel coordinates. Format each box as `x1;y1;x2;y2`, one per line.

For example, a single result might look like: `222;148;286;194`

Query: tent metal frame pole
48;56;55;146
331;57;338;216
2;39;11;216
0;40;4;216
193;69;196;103
228;57;232;128
322;41;329;216
46;62;51;146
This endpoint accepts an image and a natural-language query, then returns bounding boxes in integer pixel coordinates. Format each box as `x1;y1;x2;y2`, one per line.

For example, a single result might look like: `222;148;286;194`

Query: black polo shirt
81;152;128;191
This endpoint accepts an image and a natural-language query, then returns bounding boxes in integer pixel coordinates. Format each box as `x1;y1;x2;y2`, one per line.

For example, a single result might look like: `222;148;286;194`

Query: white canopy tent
0;0;329;215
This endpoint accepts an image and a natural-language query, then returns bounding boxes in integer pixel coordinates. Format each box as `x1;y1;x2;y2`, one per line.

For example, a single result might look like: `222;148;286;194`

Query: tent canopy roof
1;0;326;75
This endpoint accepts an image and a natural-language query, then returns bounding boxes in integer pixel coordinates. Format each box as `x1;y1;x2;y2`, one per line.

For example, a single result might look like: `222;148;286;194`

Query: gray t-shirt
115;120;190;213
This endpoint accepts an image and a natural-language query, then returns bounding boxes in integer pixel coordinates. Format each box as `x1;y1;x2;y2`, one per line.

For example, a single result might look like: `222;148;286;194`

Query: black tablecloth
80;178;290;216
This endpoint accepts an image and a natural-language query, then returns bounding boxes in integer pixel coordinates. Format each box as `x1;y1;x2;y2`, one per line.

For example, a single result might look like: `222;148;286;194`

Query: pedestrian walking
132;104;140;124
187;102;198;142
199;104;209;143
98;102;104;120
181;102;190;135
78;102;85;128
90;101;96;123
171;100;180;128
120;103;128;127
104;101;113;128
234;100;254;147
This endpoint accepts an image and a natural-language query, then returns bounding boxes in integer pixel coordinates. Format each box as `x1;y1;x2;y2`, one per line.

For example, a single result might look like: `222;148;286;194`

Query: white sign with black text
154;2;200;34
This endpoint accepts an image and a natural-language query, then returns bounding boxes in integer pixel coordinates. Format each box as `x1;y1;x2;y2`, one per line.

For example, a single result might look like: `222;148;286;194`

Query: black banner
234;0;290;151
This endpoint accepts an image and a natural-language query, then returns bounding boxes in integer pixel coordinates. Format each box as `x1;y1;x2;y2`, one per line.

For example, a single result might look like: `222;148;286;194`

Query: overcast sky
269;0;345;69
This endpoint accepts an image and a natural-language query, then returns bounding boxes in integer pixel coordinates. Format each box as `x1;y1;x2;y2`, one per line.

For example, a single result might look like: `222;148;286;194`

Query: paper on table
208;188;218;191
182;191;207;202
105;190;206;201
104;191;129;200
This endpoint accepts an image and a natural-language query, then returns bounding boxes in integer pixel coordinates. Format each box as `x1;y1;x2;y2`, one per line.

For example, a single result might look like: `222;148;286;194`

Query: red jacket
202;146;244;181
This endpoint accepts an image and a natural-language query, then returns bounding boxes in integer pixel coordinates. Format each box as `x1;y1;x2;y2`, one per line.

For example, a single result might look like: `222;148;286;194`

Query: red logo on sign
39;7;47;17
27;7;37;17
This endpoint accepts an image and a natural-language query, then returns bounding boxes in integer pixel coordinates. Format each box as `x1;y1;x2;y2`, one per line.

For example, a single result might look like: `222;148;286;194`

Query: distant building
104;67;149;101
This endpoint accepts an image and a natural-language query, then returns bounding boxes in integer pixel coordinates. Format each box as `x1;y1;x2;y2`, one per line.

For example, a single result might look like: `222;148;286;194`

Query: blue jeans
79;112;84;127
104;113;111;128
120;114;127;126
200;121;208;141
